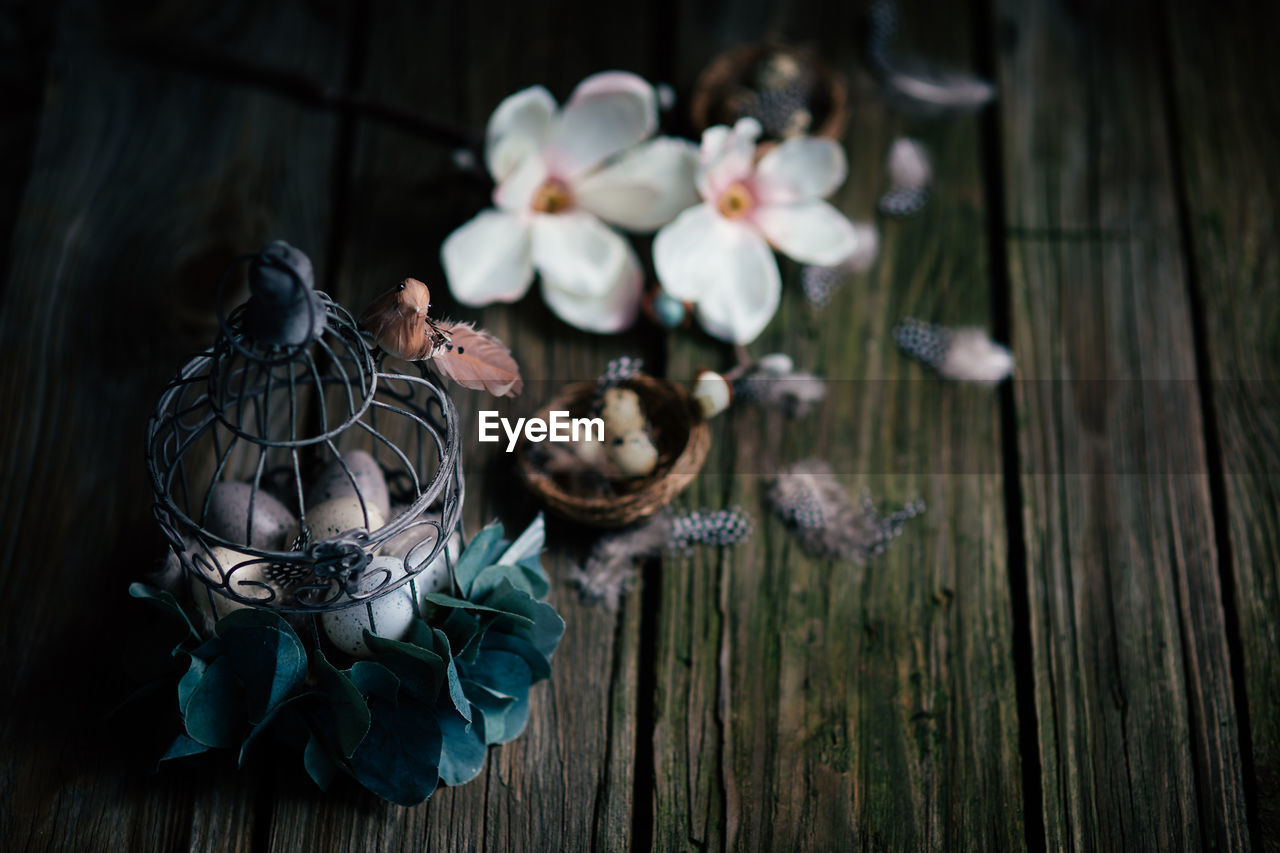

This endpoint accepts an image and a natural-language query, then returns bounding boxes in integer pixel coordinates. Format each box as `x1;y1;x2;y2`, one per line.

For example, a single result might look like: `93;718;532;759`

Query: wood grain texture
994;0;1249;848
0;0;56;297
0;0;345;850
654;1;1024;849
263;0;656;849
1164;1;1280;847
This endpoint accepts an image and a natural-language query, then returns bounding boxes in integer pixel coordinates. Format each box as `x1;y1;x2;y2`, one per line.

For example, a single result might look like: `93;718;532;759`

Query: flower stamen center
531;179;573;214
716;182;755;219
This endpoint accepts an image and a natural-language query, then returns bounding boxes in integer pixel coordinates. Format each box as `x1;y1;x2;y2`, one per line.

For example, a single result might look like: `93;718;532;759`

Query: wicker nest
517;375;711;528
690;43;847;144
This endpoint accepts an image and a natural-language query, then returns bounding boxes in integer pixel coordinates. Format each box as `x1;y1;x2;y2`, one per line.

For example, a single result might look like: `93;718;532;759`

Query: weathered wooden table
1;0;1275;849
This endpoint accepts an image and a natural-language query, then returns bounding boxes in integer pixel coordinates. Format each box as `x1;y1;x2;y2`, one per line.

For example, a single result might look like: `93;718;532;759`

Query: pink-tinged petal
699;125;732;163
530;211;633;298
697;117;761;200
540;243;643;333
754;200;861;266
441;209;535;305
574;137;700;231
493;154;548;213
544;72;657;178
653;204;781;344
485;86;557;182
754;137;848;204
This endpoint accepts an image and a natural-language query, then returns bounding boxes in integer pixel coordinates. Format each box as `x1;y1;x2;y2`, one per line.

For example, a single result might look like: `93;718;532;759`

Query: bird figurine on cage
360;277;523;397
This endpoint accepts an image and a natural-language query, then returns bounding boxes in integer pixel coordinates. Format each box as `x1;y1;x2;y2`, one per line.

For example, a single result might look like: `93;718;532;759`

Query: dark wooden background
0;0;1276;850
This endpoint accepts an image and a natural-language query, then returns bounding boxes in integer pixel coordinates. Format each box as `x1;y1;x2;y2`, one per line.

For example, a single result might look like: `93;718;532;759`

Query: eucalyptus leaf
161;732;209;763
304;733;338;791
478;630;552;682
348;691;442;806
238;691;315;767
421;592;535;628
451;521;507;596
469;563;538;598
436;704;488;786
516;563;550;599
216;609;308;725
461;678;519;744
178;654;209;715
363;631;446;705
347;660;400;702
495;513;544;568
435;607;484;665
183;655;240;749
459;649;534;743
478;579;565;658
431;628;470;723
313;648;372;758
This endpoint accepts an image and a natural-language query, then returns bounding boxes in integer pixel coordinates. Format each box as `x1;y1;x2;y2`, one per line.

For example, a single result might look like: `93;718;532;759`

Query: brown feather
429;320;523;397
360;278;434;360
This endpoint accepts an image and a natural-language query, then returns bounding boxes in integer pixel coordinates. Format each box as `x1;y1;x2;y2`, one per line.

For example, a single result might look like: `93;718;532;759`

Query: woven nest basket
690;42;848;145
517;375;711;528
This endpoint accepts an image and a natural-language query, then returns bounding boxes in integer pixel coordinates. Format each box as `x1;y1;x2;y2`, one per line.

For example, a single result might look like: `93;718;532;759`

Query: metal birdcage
145;241;464;633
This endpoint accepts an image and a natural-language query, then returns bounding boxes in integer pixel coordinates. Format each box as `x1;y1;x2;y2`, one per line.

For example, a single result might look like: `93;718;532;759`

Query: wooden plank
1164;0;1279;846
0;1;346;850
0;0;56;291
994;0;1250;848
263;0;657;848
654;1;1024;849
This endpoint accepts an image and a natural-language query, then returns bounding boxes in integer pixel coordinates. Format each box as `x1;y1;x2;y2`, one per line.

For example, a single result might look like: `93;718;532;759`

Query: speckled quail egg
188;545;281;623
691;370;732;418
320;556;416;658
307;450;391;520
203;482;298;548
304;497;386;542
607;428;658;478
601;387;645;439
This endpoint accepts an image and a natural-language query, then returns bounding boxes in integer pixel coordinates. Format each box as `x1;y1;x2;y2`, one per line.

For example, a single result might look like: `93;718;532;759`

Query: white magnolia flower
653;118;875;344
442;72;699;333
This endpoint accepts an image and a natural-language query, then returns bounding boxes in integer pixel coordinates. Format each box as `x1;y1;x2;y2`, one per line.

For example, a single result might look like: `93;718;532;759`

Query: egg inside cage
146;241;464;656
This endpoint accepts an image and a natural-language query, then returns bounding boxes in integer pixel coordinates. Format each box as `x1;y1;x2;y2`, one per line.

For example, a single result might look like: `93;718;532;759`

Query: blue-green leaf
478;579;565;658
238;691;315;767
177;654;209;715
421;592;535;627
431;628;470;723
495;513;544;568
183;655;240;749
313;648;372;759
363;631;446;705
346;660;400;702
436;705;488;787
452;521;507;596
479;630;552;682
216;609;308;725
348;692;442;806
469;564;538;598
460;677;527;745
160;732;209;763
303;733;338;791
